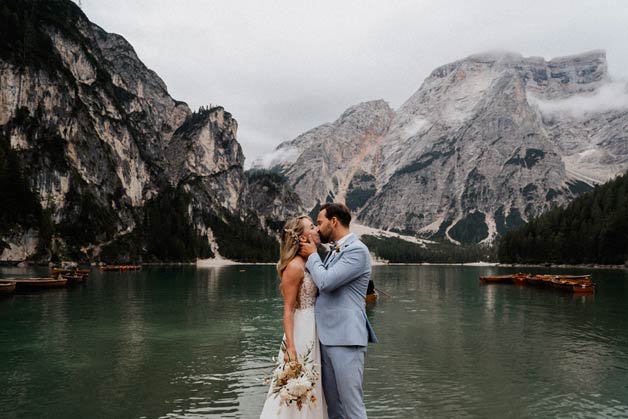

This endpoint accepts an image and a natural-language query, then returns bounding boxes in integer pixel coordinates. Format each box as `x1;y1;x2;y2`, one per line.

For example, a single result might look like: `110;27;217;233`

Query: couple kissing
260;202;377;419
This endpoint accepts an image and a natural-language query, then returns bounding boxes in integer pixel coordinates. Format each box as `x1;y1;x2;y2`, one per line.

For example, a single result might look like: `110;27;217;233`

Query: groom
299;202;377;419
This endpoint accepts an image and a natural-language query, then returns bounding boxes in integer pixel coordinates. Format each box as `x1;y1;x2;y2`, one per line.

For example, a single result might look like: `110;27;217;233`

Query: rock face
262;100;394;211
244;169;304;229
0;1;294;262
259;51;628;244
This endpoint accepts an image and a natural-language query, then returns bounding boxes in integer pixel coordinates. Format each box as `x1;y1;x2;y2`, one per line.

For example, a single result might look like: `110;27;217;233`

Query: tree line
361;235;497;264
498;171;628;265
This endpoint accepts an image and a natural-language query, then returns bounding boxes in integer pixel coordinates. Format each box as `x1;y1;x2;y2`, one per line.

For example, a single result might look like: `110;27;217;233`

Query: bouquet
265;339;320;411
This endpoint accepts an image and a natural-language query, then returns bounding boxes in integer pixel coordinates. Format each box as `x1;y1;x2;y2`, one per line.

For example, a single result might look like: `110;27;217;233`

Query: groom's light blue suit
306;233;377;419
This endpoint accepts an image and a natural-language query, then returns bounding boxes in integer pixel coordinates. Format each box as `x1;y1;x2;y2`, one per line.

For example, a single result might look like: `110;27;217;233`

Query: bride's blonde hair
276;215;312;277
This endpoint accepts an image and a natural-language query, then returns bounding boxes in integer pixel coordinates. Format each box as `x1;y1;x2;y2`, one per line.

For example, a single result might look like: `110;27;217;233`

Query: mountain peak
271;49;627;245
338;99;391;118
548;49;606;64
335;100;394;134
0;0;284;263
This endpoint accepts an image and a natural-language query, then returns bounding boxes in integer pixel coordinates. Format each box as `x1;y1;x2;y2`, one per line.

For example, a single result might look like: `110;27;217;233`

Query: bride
260;215;328;418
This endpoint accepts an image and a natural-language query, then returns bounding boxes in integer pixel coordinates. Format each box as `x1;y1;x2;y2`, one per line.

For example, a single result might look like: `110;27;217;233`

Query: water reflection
158;266;280;418
1;265;627;418
362;266;628;418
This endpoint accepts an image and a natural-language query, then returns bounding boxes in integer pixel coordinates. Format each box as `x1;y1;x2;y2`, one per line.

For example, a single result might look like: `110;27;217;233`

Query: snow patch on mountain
563;151;624;184
480;213;498;245
351;223;433;246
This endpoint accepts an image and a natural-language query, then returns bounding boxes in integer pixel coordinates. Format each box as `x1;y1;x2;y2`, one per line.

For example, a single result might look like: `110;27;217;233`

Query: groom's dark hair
320;203;351;227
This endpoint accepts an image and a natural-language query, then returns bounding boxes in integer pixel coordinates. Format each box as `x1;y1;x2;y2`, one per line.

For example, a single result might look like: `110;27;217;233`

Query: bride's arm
281;261;303;361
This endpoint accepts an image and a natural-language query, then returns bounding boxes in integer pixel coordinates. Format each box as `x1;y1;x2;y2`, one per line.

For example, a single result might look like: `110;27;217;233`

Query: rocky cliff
0;1;300;262
259;51;628;244
262;99;394;211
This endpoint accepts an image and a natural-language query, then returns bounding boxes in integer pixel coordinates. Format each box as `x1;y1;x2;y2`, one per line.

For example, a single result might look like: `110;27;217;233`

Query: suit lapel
327;246;340;267
322;248;334;267
326;234;357;267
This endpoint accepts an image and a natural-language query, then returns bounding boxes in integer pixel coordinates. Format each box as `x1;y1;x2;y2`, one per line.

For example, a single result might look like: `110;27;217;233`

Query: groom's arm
305;246;369;293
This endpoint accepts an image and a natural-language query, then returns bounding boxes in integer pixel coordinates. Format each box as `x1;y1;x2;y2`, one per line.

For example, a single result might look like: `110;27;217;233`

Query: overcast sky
77;0;628;167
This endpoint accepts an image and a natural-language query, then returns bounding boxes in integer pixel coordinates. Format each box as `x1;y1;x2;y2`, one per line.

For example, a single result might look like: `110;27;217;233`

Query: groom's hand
299;235;317;258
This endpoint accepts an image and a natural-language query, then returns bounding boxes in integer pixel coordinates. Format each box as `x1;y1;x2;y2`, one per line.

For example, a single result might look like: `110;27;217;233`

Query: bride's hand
286;347;298;362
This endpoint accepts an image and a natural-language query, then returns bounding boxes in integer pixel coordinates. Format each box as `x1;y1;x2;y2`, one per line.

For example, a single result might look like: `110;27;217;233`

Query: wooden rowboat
526;275;554;286
512;273;529;285
51;268;90;276
60;274;85;285
550;276;594;293
480;274;512;283
482;273;595;294
99;265;141;272
479;274;517;283
11;277;68;290
572;283;595;294
365;291;378;303
0;280;16;295
555;274;592;281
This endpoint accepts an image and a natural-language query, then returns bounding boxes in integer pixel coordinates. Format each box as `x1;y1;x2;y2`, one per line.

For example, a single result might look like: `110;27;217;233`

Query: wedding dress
260;271;328;418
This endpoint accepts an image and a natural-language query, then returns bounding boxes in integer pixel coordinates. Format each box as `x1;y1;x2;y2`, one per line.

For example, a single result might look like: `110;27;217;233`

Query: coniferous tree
498;171;628;264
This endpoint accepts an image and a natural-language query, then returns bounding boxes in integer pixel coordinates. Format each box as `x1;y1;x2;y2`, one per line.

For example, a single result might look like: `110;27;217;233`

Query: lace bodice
296;271;318;310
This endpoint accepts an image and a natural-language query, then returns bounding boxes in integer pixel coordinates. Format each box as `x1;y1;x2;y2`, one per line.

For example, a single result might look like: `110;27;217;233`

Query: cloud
254;146;300;169
77;0;628;163
529;81;628;118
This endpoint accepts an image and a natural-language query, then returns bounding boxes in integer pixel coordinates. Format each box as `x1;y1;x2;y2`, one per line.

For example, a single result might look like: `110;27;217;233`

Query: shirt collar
335;232;354;248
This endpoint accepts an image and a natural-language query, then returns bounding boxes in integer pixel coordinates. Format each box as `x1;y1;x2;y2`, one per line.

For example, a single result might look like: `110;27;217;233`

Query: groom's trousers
320;344;368;419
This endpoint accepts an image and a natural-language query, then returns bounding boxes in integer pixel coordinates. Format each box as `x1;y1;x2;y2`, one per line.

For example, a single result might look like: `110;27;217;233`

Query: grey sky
77;0;628;167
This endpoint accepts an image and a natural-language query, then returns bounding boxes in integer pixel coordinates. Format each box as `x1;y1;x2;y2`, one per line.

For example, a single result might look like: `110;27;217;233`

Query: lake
1;265;627;418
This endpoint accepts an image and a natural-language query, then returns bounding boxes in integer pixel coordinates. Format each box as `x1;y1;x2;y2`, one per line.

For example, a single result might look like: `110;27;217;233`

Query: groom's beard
319;231;330;244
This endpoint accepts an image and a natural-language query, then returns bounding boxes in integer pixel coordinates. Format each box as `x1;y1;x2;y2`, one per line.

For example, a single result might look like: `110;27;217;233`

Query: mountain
0;0;301;263
258;51;628;244
262;100;394;210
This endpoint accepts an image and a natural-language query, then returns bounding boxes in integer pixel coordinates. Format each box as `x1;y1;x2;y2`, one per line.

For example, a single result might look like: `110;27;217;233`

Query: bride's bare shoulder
282;258;305;282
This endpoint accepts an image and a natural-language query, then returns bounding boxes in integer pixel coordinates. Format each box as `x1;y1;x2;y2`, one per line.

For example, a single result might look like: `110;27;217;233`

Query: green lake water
1;265;627;418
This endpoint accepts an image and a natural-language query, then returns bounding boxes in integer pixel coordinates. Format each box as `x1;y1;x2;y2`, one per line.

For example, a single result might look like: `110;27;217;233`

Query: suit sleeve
306;245;369;293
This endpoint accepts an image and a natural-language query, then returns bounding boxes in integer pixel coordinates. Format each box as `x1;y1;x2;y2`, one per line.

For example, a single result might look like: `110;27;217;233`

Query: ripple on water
2;265;628;418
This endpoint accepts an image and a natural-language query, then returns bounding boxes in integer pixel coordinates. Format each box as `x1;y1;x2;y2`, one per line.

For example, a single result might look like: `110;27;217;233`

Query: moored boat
555;274;592;282
572;283;595;294
51;268;90;276
512;273;529;285
60;274;85;285
11;277;68;290
480;273;595;294
0;280;16;295
527;274;554;286
479;274;516;283
550;277;571;290
365;291;378;303
99;265;141;272
550;275;594;293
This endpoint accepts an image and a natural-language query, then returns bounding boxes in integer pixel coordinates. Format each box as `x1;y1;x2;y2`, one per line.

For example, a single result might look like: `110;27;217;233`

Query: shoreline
0;259;276;268
371;262;627;271
1;260;626;271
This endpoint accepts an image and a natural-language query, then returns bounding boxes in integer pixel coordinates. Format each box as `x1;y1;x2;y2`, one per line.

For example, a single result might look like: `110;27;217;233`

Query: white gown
260;271;328;418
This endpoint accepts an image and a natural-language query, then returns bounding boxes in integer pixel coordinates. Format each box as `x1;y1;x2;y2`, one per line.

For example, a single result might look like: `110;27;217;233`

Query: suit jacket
306;233;378;346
